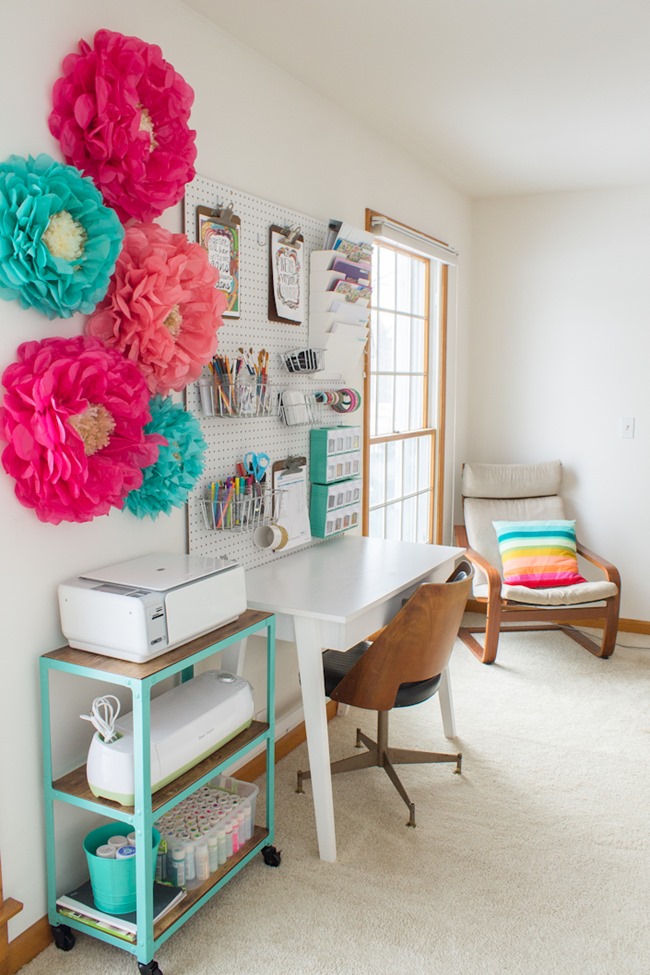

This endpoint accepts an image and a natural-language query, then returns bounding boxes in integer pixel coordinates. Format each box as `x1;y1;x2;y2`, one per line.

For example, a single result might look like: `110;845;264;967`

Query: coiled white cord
80;695;121;743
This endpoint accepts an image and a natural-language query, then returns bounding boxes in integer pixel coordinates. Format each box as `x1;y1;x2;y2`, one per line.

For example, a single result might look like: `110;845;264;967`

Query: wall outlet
621;416;635;438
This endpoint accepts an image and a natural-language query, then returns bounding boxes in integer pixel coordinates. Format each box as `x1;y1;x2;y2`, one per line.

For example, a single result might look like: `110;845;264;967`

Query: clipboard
268;225;305;325
272;455;311;551
196;205;241;318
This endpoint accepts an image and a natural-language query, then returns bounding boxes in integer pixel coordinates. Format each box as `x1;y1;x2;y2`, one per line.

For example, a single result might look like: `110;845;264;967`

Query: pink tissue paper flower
0;335;163;524
48;28;197;223
86;222;226;395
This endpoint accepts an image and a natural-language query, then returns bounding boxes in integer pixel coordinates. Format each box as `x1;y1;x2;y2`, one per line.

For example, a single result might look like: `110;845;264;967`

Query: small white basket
280;348;325;374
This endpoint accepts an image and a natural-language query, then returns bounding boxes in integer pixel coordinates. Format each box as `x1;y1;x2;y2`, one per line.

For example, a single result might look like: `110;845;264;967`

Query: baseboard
7;916;51;975
7;700;338;973
465;600;650;635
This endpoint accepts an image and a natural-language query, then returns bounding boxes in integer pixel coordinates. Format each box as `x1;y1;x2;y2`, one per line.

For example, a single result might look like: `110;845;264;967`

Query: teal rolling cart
40;609;276;975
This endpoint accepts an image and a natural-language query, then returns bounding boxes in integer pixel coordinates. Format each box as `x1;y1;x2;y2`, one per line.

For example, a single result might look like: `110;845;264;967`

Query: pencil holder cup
84;823;160;914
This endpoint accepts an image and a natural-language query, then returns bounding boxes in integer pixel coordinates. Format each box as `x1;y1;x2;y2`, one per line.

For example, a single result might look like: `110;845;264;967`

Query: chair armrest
576;541;621;588
454;525;502;589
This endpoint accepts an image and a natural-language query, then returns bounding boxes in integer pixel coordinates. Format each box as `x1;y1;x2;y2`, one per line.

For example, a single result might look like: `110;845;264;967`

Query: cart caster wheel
261;844;282;867
138;961;163;975
51;924;76;951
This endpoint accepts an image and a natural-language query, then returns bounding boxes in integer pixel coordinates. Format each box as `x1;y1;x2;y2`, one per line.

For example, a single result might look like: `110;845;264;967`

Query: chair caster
406;804;416;828
454;754;462;774
138;960;163;975
295;770;304;794
51;924;76;951
261;845;282;867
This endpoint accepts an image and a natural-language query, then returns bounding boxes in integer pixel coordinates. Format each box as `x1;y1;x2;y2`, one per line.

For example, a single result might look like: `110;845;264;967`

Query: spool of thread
115;845;136;859
108;835;128;848
95;844;116;859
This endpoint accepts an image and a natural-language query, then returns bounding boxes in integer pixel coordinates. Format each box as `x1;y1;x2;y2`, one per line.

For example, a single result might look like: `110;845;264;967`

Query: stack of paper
309;223;374;374
56;880;186;944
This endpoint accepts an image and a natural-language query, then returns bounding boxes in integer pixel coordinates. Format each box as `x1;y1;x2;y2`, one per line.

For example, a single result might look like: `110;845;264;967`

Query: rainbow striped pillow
493;519;587;589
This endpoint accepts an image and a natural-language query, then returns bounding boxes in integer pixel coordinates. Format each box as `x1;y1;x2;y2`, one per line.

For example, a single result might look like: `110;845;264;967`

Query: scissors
244;451;270;482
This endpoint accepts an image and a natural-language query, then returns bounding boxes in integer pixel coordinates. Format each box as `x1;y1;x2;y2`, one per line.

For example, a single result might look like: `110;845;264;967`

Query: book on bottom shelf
56;880;186;943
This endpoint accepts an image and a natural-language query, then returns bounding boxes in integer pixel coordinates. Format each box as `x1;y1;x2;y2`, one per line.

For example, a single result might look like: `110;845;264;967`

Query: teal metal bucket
83;824;160;915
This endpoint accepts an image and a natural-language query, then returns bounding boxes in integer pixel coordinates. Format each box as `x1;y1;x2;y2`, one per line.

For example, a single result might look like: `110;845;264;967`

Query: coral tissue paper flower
0;153;124;319
0;336;163;524
86;222;226;395
48;29;197;223
125;395;206;519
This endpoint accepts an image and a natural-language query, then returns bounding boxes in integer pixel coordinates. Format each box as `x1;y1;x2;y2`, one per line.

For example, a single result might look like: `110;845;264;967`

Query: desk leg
293;616;337;862
438;667;457;739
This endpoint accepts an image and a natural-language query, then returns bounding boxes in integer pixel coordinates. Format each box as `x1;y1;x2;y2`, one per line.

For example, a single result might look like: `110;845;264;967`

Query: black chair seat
323;642;441;707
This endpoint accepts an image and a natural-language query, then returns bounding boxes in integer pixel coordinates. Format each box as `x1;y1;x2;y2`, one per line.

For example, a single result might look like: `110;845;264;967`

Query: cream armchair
454;461;620;665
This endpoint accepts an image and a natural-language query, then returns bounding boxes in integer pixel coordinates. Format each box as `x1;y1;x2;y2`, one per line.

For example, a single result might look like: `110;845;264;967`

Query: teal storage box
84;823;160;915
310;482;361;538
310;426;361;484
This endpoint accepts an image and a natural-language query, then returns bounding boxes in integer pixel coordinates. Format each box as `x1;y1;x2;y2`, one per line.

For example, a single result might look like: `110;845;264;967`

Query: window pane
369;506;385;539
403;438;418;495
412;260;425;316
411;317;425;372
395;313;411;373
369;443;385;506
385;501;402;540
394;375;410;432
418;436;431;485
409;376;424;429
377;311;395;372
403;496;417;542
396;252;411;314
385;440;402;502
377;247;395;309
376;374;394;435
417;491;431;543
370;364;378;437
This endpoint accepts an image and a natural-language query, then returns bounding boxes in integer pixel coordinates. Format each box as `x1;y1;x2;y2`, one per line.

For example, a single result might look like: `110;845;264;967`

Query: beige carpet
22;622;650;975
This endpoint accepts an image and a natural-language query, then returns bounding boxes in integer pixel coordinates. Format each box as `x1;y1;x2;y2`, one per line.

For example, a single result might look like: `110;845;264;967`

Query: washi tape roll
95;844;116;859
115;845;136;859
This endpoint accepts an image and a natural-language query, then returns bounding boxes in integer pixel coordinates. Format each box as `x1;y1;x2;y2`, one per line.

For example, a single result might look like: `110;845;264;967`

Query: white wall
469;187;650;620
0;0;471;935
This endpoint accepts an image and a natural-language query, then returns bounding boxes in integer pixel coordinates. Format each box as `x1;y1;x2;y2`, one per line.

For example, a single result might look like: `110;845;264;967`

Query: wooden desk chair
296;562;473;827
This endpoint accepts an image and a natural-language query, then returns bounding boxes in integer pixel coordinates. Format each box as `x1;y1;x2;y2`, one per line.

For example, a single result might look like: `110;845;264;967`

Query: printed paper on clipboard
269;226;304;324
272;457;311;551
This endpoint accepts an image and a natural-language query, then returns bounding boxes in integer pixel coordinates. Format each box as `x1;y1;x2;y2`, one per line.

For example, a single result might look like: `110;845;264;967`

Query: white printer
59;553;247;662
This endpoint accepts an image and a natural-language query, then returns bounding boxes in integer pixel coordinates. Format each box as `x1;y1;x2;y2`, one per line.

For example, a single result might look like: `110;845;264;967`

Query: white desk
245;535;463;861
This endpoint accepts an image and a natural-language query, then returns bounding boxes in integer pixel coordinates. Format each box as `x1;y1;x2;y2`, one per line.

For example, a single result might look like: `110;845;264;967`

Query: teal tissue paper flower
0;153;124;319
124;395;206;519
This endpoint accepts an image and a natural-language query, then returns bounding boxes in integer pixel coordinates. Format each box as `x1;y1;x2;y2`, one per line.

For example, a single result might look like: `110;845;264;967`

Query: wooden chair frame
454;523;621;665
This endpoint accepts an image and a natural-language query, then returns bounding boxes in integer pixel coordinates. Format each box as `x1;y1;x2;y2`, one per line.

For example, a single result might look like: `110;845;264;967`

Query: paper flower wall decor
0;153;124;319
86;222;226;395
48;29;197;223
0;336;163;524
124;395;206;519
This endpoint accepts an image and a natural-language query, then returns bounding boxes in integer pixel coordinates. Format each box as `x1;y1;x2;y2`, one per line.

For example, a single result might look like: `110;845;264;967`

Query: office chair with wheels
296;562;473;827
454;460;620;665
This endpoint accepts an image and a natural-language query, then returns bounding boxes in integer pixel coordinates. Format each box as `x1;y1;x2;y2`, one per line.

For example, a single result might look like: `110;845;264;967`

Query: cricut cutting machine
84;670;255;805
59;553;247;662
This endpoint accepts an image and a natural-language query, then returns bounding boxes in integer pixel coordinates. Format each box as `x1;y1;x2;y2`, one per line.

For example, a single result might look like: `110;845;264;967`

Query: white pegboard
183;175;348;569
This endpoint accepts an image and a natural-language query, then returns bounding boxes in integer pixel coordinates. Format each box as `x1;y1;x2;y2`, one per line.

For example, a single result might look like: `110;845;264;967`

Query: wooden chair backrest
330;565;473;711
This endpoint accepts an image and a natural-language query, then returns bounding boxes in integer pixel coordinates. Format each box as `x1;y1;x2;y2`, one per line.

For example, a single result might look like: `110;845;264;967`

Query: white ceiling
181;0;650;198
